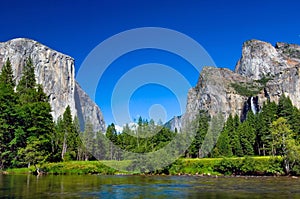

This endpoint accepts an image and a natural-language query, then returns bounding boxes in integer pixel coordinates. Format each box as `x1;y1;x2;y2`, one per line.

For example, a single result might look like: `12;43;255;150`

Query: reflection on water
1;174;300;198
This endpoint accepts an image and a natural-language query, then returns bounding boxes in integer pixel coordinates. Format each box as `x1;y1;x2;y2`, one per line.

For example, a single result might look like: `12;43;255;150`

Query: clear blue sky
1;0;299;125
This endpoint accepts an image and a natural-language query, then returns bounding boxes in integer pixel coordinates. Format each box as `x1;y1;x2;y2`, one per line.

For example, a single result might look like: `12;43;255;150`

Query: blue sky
1;0;299;125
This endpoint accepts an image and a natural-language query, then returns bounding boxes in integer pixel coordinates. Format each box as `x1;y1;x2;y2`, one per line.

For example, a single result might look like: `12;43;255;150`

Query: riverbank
2;156;288;176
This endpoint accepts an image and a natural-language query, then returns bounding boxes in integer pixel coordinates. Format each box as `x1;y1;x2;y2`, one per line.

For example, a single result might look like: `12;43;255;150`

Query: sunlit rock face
174;39;300;130
235;39;300;109
0;38;105;132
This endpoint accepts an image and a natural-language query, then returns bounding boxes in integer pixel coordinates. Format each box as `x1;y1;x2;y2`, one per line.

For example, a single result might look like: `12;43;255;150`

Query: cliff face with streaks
0;38;105;132
169;39;300;130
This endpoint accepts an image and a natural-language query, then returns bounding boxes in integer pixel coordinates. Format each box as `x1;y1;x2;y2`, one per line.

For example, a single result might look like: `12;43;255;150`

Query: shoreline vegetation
2;156;289;177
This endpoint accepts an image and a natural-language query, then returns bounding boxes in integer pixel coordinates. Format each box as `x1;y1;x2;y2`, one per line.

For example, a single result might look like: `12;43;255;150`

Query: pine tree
227;114;243;156
60;106;79;161
94;131;109;160
277;94;294;121
0;58;15;88
81;121;95;161
238;120;255;155
17;58;35;91
257;101;278;156
202;113;224;157
0;58;17;168
188;111;209;158
292;107;300;140
11;57;54;167
215;128;232;157
106;123;117;160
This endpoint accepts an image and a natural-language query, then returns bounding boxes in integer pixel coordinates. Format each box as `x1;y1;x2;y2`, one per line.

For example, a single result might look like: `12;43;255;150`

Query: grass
2;156;284;176
4;167;33;174
39;161;119;175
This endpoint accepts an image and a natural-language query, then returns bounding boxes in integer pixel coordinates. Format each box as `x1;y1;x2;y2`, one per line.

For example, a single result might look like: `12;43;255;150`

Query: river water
1;174;300;198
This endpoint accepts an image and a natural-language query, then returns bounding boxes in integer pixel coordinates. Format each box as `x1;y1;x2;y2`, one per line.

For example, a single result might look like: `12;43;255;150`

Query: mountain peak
0;38;105;132
234;39;300;80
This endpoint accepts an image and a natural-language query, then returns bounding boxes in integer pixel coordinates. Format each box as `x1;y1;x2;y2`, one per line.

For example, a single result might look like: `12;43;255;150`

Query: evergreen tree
81;121;95;161
276;94;300;137
257;101;278;156
238;120;255;155
16;57;36;104
60;106;79;161
94;131;109;160
17;58;35;91
277;94;294;121
9;57;54;167
227;114;243;156
202;113;224;157
214;127;232;157
106;123;118;160
292;107;300;140
0;58;17;168
0;58;15;88
187;111;209;158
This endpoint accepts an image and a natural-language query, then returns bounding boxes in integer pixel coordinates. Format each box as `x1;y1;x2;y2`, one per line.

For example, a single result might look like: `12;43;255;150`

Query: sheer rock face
179;39;300;129
235;39;300;109
182;67;250;125
74;82;105;132
0;38;105;132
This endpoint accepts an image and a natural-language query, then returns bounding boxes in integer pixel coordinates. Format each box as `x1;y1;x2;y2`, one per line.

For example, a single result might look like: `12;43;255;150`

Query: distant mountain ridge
168;39;300;130
0;38;105;132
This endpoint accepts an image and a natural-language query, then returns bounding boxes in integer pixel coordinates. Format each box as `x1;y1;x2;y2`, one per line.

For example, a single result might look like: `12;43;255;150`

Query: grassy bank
2;156;285;176
168;156;284;176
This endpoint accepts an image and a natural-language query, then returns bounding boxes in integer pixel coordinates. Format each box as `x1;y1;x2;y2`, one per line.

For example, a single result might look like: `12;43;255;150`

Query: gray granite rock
0;38;105;132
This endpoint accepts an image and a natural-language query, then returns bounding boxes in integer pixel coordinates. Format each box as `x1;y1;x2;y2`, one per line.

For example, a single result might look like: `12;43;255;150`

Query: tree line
185;94;300;174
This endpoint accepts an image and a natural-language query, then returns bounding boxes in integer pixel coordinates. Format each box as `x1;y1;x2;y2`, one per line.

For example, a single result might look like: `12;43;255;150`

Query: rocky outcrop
0;38;105;132
74;82;105;132
180;39;300;129
182;67;251;124
165;116;182;132
235;39;300;109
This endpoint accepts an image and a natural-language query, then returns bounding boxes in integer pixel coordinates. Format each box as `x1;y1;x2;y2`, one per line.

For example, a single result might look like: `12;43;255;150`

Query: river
1;174;300;198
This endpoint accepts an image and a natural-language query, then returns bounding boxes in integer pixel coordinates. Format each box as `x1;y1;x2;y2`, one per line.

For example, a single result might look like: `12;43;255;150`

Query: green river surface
1;174;300;198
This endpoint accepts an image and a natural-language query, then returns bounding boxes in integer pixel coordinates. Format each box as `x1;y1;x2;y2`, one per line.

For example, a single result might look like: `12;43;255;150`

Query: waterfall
250;96;256;114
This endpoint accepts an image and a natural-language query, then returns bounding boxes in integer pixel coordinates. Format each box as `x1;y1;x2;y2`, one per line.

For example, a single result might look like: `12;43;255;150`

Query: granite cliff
0;38;105;132
169;39;300;131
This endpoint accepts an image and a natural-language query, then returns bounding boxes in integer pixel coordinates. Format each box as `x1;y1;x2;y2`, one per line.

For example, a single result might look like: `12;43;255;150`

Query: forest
0;58;300;175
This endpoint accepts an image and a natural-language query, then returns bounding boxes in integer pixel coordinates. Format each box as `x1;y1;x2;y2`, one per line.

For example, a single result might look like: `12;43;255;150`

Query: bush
214;157;284;176
39;161;118;175
214;158;242;175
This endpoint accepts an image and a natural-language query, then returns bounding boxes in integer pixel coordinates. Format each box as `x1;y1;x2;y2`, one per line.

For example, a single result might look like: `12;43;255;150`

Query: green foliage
214;128;232;157
0;57;54;168
255;101;278;156
270;117;300;174
238;120;255;155
214;156;284;175
230;82;262;97
277;94;300;136
0;59;17;169
254;76;273;86
0;58;15;89
17;57;36;94
231;75;272;97
1;57;299;177
187;111;209;158
214;158;242;175
39;161;118;175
